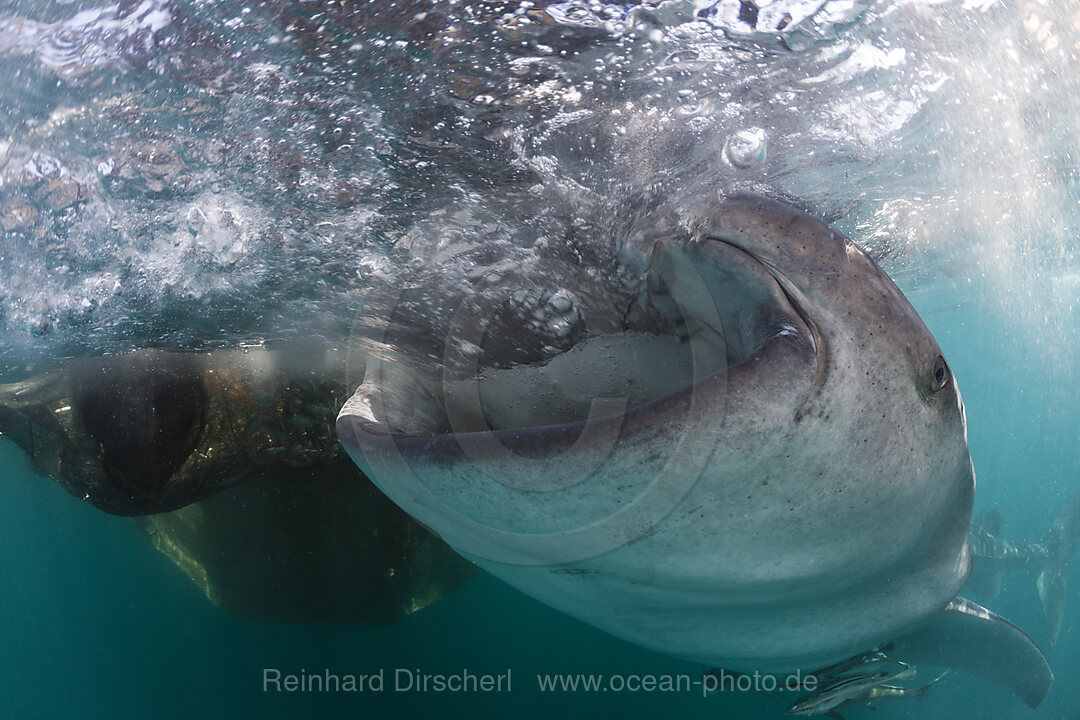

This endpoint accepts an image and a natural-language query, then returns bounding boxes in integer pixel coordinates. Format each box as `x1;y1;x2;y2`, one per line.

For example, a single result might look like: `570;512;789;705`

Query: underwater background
1;0;1079;718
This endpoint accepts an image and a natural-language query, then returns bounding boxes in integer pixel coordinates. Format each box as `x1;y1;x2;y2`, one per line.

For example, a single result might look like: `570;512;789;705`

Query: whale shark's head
336;190;984;681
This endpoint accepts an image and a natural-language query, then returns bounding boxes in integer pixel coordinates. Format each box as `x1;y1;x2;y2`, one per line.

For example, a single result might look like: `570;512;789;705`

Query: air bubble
722;127;767;169
548;291;574;314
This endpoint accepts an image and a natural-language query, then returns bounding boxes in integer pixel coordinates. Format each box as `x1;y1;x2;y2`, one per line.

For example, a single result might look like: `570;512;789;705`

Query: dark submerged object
0;349;476;623
133;460;475;624
71;353;208;513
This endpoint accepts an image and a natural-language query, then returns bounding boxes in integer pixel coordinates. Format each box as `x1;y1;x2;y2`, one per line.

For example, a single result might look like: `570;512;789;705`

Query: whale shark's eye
931;355;950;393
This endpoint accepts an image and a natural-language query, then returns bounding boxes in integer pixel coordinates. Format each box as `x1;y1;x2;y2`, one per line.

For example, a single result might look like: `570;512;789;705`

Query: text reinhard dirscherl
263;668;512;694
261;668;817;697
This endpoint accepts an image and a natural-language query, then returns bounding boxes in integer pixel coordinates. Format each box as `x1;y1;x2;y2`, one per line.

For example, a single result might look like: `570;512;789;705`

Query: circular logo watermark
340;240;729;566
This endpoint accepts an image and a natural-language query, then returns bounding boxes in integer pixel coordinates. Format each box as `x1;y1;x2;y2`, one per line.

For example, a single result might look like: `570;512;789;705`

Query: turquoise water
2;0;1080;718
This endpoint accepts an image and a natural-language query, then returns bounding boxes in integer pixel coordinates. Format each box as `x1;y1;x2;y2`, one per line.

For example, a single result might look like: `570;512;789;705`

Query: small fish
814;650;890;678
786;668;916;717
861;670;949;705
816;670;950;720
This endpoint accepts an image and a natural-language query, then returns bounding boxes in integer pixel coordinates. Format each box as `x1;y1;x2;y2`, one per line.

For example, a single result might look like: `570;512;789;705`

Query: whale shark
336;193;1053;707
968;497;1080;644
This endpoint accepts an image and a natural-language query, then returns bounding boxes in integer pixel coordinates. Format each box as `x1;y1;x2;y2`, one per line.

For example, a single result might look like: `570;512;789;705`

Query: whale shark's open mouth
351;236;813;437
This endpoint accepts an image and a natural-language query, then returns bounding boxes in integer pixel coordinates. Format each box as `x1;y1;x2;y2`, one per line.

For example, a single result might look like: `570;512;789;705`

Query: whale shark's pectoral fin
888;596;1052;708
